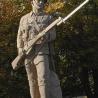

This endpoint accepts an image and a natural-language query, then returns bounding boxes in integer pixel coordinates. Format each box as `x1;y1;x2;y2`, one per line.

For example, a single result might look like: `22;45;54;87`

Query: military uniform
17;11;62;98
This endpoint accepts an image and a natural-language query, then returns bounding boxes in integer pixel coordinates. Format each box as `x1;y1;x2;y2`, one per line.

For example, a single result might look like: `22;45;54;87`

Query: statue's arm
17;18;24;55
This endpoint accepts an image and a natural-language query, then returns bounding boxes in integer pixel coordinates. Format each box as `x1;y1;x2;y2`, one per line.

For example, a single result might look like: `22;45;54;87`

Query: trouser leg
25;59;40;98
34;55;50;98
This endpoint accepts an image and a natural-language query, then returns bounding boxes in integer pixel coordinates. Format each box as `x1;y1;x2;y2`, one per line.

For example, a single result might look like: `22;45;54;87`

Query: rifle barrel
57;0;89;26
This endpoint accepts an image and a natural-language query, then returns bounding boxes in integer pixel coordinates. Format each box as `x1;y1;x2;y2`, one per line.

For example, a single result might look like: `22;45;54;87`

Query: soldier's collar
30;11;45;16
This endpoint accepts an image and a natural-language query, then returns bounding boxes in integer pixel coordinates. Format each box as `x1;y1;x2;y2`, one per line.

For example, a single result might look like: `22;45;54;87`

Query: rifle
11;0;89;70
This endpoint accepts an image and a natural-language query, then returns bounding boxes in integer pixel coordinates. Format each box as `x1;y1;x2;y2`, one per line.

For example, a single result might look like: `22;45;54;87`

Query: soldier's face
31;0;44;10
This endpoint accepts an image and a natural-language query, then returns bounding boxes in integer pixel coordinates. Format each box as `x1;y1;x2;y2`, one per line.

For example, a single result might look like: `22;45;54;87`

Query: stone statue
17;0;62;98
11;0;89;97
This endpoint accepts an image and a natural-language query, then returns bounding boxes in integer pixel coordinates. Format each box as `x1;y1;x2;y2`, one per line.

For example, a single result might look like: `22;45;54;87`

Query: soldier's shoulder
20;12;30;21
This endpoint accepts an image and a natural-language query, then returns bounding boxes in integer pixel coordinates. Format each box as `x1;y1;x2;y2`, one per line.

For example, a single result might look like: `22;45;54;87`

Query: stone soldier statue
17;0;62;98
